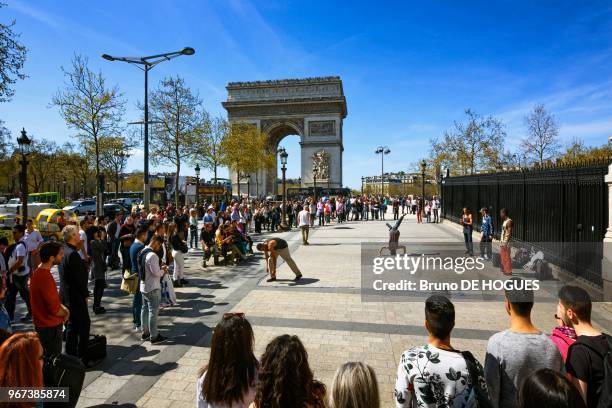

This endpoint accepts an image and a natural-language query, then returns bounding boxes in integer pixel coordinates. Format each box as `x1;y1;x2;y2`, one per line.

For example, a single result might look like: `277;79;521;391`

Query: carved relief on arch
260;118;305;135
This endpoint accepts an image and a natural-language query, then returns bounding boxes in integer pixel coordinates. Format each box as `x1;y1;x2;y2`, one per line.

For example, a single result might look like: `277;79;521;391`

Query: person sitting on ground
29;241;69;357
229;221;247;256
200;222;217;268
395;295;488;408
517;368;585;408
197;313;259;408
484;278;564;408
558;285;611;408
0;332;44;399
329;362;379;408
254;334;326;408
236;221;253;254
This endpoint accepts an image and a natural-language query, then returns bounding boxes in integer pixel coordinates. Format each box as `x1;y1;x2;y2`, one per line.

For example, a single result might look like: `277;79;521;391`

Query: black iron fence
441;159;611;286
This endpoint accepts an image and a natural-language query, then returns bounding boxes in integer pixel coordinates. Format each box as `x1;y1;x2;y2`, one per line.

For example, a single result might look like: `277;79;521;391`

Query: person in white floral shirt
394;295;489;407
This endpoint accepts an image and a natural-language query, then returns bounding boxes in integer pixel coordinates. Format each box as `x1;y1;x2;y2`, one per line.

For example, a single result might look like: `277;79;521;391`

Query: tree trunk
213;164;217;202
175;162;181;209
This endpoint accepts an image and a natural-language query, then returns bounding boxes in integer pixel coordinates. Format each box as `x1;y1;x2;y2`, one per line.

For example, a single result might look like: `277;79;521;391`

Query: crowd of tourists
0;282;606;408
0;193;609;408
195;282;608;408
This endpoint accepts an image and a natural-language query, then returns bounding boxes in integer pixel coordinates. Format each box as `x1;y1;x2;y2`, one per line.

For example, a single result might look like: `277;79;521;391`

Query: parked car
35;209;78;241
63;200;96;215
103;203;126;218
107;199;132;213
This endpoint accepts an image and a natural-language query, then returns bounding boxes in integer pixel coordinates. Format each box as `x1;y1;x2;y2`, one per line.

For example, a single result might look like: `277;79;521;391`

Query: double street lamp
375;146;390;196
194;163;200;207
279;147;288;229
102;47;195;210
17;128;32;225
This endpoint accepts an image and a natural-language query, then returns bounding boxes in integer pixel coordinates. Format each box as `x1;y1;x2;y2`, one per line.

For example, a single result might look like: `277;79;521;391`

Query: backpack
568;334;612;408
461;351;494;408
599;334;612;408
137;247;154;282
6;241;28;277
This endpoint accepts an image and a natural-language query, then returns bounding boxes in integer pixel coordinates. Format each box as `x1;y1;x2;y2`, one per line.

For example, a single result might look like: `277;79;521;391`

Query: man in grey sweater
484;278;564;408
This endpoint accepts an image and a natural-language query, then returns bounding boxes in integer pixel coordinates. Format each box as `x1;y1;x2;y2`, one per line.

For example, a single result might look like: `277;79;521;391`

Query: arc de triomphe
222;76;347;197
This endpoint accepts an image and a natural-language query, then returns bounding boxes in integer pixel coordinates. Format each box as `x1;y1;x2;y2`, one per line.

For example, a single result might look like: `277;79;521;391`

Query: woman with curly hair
0;331;44;408
197;313;258;408
254;335;325;408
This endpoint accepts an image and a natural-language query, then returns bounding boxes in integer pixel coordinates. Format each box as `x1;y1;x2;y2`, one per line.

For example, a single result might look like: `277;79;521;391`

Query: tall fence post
603;164;612;301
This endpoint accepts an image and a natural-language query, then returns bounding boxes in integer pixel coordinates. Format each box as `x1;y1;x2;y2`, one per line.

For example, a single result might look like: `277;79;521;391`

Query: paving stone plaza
12;211;609;407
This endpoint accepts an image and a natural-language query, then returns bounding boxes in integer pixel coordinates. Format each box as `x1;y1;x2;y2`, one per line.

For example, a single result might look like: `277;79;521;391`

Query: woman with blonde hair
328;362;379;408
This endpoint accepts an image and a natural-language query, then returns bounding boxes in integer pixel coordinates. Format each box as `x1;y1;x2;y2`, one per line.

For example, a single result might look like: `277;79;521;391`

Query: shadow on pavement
90;344;178;377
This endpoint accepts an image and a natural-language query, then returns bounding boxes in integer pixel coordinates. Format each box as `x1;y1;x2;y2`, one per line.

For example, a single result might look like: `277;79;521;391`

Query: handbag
161;274;177;305
120;270;139;295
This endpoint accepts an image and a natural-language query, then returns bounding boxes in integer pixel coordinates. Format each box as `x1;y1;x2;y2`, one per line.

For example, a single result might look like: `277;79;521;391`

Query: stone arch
222;77;347;197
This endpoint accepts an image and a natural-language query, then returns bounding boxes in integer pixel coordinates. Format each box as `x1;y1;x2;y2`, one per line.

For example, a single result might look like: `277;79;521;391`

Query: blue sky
2;0;612;188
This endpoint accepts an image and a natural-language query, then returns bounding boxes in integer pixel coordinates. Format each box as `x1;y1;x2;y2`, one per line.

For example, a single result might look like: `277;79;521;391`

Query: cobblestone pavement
11;213;612;407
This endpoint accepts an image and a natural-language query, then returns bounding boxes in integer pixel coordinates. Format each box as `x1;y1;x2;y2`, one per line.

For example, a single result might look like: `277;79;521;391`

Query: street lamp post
194;163;200;207
17;128;32;225
420;160;427;202
375;146;390;196
361;176;364;195
279;148;288;229
102;47;195;210
312;166;319;204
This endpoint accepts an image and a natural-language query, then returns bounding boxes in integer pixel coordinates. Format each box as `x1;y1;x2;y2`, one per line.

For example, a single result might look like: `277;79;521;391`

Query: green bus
28;192;61;206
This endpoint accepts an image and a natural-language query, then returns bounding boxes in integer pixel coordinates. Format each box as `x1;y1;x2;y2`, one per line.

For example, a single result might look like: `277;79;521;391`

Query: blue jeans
463;227;474;254
141;289;161;338
132;290;142;328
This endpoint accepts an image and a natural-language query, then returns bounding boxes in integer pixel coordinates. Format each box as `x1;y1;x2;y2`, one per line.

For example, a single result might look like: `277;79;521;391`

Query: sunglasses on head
223;312;245;319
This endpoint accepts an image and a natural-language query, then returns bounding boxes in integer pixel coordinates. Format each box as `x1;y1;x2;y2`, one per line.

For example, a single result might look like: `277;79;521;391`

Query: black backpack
568;334;612;408
137;247;154;282
461;351;494;408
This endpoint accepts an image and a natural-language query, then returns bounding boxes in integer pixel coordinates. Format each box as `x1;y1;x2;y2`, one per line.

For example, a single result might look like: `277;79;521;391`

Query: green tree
430;109;506;175
148;75;204;207
99;135;134;197
52;54;125;214
0;2;27;103
27;137;58;192
193;114;225;200
220;123;274;197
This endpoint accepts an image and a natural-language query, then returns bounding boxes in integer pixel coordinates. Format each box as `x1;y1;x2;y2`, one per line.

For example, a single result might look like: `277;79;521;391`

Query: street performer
256;238;303;283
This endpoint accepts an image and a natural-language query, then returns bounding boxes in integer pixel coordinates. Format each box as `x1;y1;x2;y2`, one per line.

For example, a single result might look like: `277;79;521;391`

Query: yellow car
35;209;78;241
